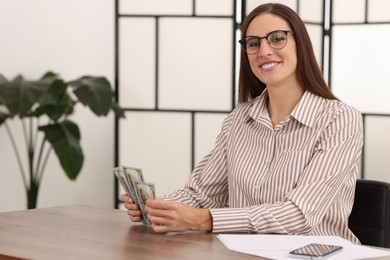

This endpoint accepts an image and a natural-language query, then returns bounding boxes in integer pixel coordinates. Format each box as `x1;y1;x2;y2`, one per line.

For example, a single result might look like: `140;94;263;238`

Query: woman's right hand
120;194;143;222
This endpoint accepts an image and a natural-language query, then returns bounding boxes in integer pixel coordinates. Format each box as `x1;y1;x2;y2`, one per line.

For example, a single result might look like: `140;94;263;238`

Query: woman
120;3;363;244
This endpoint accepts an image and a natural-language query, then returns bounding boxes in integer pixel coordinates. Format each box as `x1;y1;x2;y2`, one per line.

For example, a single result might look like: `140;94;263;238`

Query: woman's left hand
145;199;212;233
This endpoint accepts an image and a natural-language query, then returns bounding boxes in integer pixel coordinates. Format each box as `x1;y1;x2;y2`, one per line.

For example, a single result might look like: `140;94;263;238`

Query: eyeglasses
239;30;292;55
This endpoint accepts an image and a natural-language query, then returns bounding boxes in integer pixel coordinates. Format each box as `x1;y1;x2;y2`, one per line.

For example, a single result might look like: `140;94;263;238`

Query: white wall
0;0;115;211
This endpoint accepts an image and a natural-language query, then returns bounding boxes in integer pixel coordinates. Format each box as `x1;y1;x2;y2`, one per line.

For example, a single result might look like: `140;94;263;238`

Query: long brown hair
238;3;337;103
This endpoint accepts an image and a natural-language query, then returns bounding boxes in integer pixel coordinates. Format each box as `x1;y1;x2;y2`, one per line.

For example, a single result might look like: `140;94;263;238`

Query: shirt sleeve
210;105;364;234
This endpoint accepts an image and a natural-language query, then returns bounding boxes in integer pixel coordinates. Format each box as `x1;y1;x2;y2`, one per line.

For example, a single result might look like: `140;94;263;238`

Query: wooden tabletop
0;205;259;260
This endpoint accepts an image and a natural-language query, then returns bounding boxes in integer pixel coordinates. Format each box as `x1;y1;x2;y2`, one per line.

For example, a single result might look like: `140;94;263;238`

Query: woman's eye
270;35;285;43
247;40;259;48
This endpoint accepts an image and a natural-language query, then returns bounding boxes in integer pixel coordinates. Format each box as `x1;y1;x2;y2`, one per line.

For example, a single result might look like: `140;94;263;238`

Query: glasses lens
244;36;260;55
268;31;288;49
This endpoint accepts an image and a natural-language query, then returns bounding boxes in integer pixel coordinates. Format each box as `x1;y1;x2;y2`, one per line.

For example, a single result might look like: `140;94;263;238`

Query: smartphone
288;243;343;259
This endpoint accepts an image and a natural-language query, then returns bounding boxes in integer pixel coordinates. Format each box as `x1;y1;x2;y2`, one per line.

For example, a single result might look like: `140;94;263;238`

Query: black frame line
191;112;195;171
327;0;332;86
155;17;159;109
114;0;120;208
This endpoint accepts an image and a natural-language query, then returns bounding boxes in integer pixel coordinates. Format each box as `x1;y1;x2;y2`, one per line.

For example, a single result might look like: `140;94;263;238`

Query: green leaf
0;74;8;105
30;78;75;120
31;102;73;121
41;71;59;80
1;76;23;115
19;79;52;117
71;77;112;116
39;120;83;180
0;75;52;117
39;78;67;104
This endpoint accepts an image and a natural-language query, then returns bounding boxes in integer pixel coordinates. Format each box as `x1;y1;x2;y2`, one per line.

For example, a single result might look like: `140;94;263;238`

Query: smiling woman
120;3;364;245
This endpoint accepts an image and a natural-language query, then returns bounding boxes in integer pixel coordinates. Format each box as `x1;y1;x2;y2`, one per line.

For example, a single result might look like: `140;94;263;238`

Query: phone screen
289;243;343;259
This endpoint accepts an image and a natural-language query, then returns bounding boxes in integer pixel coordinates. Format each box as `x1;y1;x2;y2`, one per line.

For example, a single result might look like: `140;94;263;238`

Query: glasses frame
239;30;292;55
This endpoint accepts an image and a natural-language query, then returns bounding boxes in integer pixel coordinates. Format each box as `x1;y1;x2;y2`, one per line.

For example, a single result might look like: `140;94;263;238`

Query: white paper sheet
217;234;390;260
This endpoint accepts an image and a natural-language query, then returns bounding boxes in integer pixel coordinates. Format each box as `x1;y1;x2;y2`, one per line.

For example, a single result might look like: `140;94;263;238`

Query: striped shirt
164;90;363;244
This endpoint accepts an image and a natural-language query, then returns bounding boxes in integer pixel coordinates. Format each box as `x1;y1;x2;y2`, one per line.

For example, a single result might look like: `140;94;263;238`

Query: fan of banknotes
113;166;156;225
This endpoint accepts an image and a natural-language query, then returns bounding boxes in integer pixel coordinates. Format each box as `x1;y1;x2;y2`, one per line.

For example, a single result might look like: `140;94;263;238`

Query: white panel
322;35;330;85
159;18;233;111
305;24;323;66
364;116;390;182
196;0;234;16
119;0;192;15
194;113;228;164
119;112;192;197
299;0;323;23
119;18;155;109
332;0;365;23
332;25;390;114
368;0;390;23
246;0;297;15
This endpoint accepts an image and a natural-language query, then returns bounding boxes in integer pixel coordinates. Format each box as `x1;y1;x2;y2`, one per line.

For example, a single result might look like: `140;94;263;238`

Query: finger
151;224;170;233
130;215;142;222
146;199;176;210
146;202;180;220
128;209;142;217
148;215;171;226
124;198;139;210
126;202;139;210
127;208;143;223
120;194;136;204
147;207;175;219
148;215;171;232
150;220;185;233
119;194;129;202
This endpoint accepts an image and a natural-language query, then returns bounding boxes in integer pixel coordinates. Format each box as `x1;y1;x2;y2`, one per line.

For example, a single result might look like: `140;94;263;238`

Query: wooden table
0;205;259;260
1;205;389;260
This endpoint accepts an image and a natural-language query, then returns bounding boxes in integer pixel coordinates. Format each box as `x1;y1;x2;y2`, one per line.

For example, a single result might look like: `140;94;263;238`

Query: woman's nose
257;40;273;57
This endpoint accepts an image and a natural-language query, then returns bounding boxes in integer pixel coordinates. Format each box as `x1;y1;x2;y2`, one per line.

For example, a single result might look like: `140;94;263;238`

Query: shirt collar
248;90;325;128
248;89;269;122
290;91;325;128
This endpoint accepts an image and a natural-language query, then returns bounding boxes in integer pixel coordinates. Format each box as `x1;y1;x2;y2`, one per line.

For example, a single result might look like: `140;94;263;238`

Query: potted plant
0;71;125;209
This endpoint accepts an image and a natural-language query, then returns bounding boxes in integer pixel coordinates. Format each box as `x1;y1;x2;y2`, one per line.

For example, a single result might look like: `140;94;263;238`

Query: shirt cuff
209;207;251;233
